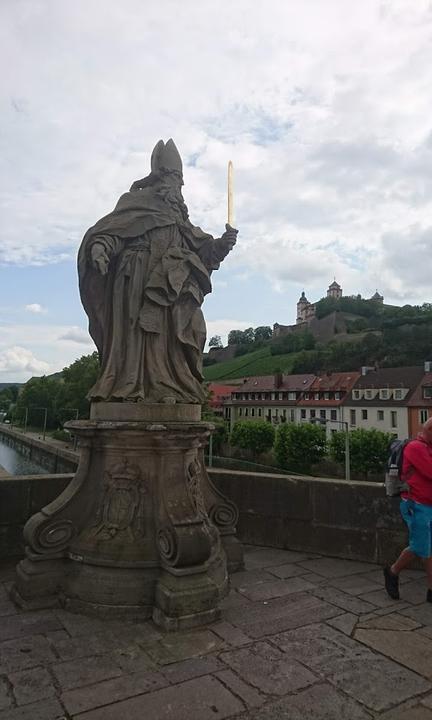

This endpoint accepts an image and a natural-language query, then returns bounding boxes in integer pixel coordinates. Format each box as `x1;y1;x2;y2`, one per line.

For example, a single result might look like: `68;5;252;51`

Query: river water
0;438;45;475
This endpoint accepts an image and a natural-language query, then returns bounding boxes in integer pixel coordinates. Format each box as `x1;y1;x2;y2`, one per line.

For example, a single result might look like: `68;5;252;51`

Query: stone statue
78;139;238;404
13;139;243;630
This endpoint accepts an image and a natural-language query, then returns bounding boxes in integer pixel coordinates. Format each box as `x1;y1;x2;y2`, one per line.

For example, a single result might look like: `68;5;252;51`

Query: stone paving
1;546;432;719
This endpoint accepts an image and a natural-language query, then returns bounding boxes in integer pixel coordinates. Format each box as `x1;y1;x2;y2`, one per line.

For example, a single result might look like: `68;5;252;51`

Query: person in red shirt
384;417;432;601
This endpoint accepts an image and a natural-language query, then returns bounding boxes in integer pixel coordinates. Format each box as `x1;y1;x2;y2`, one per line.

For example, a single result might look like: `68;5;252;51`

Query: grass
203;347;300;381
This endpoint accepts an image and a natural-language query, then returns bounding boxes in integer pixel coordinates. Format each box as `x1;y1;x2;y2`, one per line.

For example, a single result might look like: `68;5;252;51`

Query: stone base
13;410;242;629
152;605;221;632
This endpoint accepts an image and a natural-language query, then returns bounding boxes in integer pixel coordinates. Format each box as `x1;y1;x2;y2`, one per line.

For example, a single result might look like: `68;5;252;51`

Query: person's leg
384;547;416;600
423;557;432;601
391;548;416;575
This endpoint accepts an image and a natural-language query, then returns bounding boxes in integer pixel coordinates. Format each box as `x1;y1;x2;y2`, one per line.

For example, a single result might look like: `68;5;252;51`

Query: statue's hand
91;243;110;275
221;223;238;251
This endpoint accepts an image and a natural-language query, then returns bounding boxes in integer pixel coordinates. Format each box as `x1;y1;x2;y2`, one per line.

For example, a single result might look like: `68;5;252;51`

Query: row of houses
208;362;432;440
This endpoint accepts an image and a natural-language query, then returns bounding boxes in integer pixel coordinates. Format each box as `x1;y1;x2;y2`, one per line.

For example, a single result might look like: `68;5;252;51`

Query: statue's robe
78;187;226;403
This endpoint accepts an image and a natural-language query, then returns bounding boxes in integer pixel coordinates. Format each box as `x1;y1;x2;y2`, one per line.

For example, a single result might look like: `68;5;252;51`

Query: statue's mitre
151;138;182;175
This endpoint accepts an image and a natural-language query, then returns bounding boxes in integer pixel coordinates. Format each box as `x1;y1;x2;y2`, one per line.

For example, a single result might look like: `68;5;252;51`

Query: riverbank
0;425;78;474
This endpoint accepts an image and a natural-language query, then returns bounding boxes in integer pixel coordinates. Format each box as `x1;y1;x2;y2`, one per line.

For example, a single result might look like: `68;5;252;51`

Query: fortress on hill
273;280;384;343
296;280;384;324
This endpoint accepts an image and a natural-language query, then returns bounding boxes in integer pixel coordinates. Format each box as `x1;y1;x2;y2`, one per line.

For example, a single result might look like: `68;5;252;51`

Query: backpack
385;438;410;497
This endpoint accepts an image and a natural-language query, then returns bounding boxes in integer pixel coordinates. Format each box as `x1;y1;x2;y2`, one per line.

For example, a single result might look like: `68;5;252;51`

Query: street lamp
311;417;350;482
32;407;48;441
58;408;79;450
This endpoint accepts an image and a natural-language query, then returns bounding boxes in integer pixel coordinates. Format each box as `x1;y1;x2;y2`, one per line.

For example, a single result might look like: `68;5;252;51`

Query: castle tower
296;291;310;324
370;290;384;304
327;279;342;299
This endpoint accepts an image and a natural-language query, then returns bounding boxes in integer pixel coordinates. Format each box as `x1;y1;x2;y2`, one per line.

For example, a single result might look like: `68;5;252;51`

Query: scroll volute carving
156;456;212;569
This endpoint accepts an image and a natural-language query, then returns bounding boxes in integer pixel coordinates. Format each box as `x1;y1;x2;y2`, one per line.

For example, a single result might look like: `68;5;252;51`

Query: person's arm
193;224;238;271
89;234;123;275
405;442;432;480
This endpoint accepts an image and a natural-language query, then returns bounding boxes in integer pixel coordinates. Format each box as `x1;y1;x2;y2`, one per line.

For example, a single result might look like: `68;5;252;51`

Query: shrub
330;427;393;479
274;422;327;473
51;428;71;442
230;420;276;456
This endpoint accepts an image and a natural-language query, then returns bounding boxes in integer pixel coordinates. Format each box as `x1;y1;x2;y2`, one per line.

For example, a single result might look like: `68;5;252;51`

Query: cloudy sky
1;0;432;382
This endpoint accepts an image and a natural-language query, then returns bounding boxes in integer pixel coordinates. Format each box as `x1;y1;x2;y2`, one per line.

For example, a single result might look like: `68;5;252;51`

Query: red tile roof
237;374;315;392
407;373;432;407
307;372;360;392
207;383;236;407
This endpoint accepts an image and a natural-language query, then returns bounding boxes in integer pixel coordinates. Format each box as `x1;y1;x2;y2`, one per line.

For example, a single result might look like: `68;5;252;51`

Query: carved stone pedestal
13;404;243;630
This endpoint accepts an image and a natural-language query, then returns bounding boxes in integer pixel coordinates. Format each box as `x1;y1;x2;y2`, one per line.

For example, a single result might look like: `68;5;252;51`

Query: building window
394;389;403;400
290;409;295;422
251;393;255;400
362;409;368;420
314;393;320;400
320;409;326;419
420;409;428;424
330;409;337;421
301;409;306;419
380;389;389;400
324;392;329;400
353;390;361;400
377;410;384;421
288;392;296;400
334;392;340;400
365;390;373;399
310;409;316;418
424;388;432;399
239;408;242;416
350;409;356;426
245;408;248;416
251;408;255;417
391;411;397;428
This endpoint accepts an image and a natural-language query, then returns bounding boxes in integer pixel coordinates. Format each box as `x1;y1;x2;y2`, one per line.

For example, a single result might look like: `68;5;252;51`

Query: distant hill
0;383;23;390
203;347;301;381
204;299;432;380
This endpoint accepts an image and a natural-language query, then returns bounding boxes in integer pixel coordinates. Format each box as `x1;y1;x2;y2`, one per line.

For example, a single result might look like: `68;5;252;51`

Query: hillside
204;299;432;380
203;347;300;381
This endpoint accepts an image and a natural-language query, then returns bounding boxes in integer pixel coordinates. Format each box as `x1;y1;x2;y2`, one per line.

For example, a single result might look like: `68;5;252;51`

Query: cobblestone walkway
1;546;432;719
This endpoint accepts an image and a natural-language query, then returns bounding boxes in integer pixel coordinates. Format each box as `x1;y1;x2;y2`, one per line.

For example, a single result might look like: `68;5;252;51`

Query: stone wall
0;474;73;559
0;426;78;474
210;469;406;566
0;467;405;565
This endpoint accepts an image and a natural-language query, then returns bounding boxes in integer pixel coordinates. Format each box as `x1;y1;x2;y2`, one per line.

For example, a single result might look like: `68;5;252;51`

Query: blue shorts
400;499;432;559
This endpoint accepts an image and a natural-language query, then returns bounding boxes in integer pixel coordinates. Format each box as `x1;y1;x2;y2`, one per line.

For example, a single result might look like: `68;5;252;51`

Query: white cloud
0;346;50;377
0;0;432;369
58;326;93;345
206;319;255;348
0;323;95;382
25;303;46;314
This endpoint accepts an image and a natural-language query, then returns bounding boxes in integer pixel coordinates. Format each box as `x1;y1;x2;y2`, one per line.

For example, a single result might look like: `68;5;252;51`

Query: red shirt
402;435;432;505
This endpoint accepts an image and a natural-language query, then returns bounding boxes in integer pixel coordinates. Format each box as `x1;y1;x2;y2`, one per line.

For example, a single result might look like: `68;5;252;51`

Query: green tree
230;420;275;457
59;352;100;419
209;335;223;348
16;376;63;428
228;329;246;345
242;327;255;344
330;427;393;479
254;326;273;342
274;422;327;473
